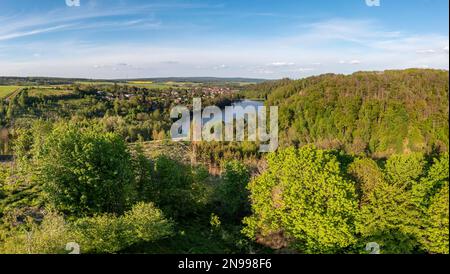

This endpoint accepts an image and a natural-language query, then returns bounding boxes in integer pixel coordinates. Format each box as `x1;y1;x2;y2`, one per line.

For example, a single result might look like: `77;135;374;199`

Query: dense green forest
244;69;449;158
0;69;448;254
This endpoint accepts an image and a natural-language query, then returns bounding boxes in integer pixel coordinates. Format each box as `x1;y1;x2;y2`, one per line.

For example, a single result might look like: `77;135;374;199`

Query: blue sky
0;0;448;79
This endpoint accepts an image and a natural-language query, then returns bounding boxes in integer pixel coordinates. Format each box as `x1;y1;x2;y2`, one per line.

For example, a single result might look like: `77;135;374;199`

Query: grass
0;86;21;99
128;81;154;84
132;141;192;164
76;80;200;90
27;88;74;97
75;81;119;85
125;82;191;90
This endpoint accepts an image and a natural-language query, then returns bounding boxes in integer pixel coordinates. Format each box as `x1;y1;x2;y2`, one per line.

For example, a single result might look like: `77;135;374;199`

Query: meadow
75;81;191;90
27;87;74;98
0;86;21;99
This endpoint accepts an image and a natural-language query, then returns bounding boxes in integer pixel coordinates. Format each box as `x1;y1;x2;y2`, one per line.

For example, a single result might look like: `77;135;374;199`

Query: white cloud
338;60;362;65
268;62;295;67
416;49;437;54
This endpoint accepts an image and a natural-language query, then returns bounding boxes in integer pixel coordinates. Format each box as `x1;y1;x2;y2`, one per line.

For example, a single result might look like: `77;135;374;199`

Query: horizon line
1;68;448;82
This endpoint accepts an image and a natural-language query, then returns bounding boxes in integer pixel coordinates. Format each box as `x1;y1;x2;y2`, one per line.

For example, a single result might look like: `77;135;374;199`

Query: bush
34;123;135;216
0;211;71;254
73;202;173;254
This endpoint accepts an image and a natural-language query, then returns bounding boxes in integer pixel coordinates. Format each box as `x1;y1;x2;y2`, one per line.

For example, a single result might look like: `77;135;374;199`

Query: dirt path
4;88;23;100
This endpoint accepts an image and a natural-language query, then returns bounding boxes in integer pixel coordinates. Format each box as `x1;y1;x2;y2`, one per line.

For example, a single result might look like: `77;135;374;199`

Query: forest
0;69;448;254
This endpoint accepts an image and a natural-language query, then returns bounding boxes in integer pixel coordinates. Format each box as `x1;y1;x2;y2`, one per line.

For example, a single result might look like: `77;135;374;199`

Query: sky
0;0;448;79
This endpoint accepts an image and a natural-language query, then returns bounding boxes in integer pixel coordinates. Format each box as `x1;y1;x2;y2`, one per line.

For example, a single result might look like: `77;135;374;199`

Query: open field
76;81;184;90
75;81;120;85
127;81;154;84
27;87;74;97
0;86;21;98
127;82;193;90
75;80;251;90
132;140;192;164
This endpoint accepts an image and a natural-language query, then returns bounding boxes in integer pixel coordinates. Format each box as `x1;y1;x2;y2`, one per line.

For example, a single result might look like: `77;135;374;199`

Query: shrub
34;123;135;216
0;211;71;254
73;202;173;254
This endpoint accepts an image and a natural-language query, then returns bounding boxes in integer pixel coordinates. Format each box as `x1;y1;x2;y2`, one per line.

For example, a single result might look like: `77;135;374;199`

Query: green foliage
420;183;449;254
0;146;45;217
0;211;71;254
412;153;449;208
34;123;135;216
356;182;422;253
216;160;251;220
244;70;449;157
131;145;154;202
148;156;203;218
243;146;358;253
385;153;426;188
356;153;449;254
12;120;53;170
413;153;449;254
74;202;173;254
243;147;449;254
0;174;44;218
0;166;10;211
210;213;222;231
0;203;173;254
348;158;384;204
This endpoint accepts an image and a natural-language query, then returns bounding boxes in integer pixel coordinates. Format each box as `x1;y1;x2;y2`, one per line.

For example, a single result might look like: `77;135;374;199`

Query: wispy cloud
0;2;217;42
0;24;74;41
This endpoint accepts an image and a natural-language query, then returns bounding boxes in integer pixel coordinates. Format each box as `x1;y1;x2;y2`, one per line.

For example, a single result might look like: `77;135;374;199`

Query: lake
203;99;265;123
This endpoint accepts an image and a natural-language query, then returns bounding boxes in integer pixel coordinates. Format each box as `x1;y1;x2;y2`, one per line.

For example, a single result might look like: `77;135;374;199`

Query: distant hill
0;77;86;86
122;77;267;84
0;76;267;86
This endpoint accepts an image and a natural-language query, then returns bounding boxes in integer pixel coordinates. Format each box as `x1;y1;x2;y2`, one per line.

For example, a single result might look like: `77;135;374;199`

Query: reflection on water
202;99;265;123
231;99;264;109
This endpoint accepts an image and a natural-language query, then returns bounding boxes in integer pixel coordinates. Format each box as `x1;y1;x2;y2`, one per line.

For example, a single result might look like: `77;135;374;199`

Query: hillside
245;69;449;157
